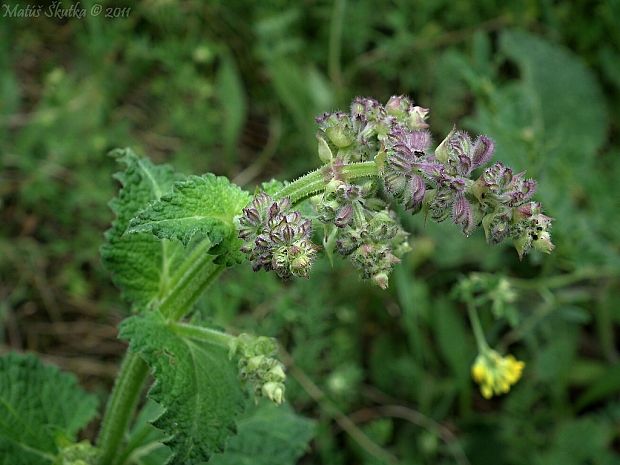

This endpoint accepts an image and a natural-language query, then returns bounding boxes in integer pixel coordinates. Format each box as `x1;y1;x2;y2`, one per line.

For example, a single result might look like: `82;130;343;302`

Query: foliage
0;353;98;465
120;311;245;464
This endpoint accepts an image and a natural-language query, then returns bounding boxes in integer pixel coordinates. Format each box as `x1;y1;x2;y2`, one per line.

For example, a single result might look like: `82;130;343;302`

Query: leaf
128;174;250;247
210;403;315;465
576;364;620;411
101;148;185;308
119;311;246;465
499;29;607;161
0;352;98;465
124;400;172;465
538;417;614;465
216;53;247;158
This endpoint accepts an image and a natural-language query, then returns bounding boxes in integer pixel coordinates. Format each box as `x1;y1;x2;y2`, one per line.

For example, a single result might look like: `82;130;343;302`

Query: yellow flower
471;349;525;399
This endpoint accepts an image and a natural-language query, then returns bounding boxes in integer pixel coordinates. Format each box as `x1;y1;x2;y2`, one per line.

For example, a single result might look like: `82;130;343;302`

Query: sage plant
0;96;554;465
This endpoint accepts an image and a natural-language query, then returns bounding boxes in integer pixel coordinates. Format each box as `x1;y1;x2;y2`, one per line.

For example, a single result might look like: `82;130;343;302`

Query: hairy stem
98;244;226;464
274;160;379;204
97;352;149;465
169;321;234;348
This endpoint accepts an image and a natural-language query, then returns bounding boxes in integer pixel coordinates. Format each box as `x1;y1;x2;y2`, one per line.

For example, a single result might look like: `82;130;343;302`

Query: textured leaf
125;400;172;465
467;29;607;173
210;403;315;465
0;353;98;465
120;311;246;465
128;174;251;247
101;148;185;308
499;29;607;160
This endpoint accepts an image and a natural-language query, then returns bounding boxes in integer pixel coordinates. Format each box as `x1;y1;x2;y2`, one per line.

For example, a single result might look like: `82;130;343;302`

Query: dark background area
1;1;619;464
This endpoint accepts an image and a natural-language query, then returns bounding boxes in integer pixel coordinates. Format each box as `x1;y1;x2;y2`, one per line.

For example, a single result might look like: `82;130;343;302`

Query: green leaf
0;352;98;465
576;364;620;411
119;311;246;465
210;403;315;465
124;400;172;465
216;53;247;159
539;417;614;465
101;148;185;308
499;29;607;161
128;174;250;247
433;297;472;386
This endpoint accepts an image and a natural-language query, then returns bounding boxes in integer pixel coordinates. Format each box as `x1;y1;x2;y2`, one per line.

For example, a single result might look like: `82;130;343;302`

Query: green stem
97;352;149;465
169;321;235;348
466;301;490;353
159;253;224;320
509;267;617;290
98;244;226;464
274;160;379;204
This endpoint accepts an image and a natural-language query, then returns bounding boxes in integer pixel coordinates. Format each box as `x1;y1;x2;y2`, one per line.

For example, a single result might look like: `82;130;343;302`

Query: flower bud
452;193;474;235
247;355;265;372
407;106;430;130
262;381;285;404
385;95;411;118
334;203;354;227
323;114;354;148
532;231;554;254
512;232;531;260
482;209;511;244
372;272;390;289
434;128;455;164
471;135;495;168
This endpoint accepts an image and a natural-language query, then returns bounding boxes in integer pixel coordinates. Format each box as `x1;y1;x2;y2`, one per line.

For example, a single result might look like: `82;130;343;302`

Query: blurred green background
1;1;619;464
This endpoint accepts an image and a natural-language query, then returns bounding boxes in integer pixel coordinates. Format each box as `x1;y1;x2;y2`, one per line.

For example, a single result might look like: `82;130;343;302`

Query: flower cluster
384;121;553;252
229;334;286;404
237;95;554;286
471;349;525;399
237;193;318;279
311;97;427;287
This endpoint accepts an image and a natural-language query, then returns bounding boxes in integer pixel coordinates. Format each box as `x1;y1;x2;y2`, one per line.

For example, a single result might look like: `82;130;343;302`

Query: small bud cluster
316;96;429;164
229;334;286;404
237;193;318;279
315;175;410;288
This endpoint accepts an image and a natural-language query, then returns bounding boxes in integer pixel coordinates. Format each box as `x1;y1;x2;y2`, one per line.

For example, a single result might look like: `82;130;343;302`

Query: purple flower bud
516;201;541;218
334;203;354;227
449;131;472;159
403;175;426;211
472;135;495;168
385;95;411;117
387;125;431;154
452;193;474;235
350;97;382;121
